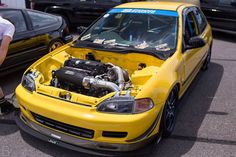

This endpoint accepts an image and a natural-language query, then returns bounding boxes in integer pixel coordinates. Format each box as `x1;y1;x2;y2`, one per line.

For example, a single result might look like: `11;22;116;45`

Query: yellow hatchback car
15;1;212;154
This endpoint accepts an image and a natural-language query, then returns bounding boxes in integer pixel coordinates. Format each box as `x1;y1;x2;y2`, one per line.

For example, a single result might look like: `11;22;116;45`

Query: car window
219;0;236;7
184;11;199;43
80;9;178;53
194;8;207;34
0;10;27;33
27;11;58;29
200;0;219;5
96;0;123;3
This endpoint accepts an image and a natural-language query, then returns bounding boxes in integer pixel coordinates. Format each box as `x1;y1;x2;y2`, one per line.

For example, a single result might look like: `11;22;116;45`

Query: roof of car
116;1;195;11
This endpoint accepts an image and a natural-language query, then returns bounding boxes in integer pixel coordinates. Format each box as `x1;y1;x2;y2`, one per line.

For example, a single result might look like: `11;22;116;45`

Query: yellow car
15;1;212;154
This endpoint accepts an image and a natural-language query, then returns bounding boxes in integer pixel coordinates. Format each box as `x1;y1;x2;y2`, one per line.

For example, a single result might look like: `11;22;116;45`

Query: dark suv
33;0;136;27
201;0;236;32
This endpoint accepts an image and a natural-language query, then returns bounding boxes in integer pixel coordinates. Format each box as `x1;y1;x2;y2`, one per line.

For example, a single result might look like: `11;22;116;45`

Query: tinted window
184;11;198;43
200;0;219;5
96;0;122;2
27;11;58;29
80;11;178;52
194;9;207;33
0;10;27;33
219;0;236;7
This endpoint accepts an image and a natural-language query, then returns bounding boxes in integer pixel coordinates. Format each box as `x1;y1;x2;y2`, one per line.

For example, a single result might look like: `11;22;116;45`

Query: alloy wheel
164;90;177;132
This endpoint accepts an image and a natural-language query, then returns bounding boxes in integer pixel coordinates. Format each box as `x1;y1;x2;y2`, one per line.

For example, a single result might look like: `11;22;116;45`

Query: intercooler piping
82;63;128;92
111;66;125;90
82;77;120;92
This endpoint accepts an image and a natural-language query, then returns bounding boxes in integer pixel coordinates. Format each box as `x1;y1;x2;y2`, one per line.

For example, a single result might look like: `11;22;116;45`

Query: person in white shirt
0;16;15;115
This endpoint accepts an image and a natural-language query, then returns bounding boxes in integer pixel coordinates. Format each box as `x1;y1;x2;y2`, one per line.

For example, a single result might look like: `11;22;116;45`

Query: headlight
21;72;37;92
97;97;154;114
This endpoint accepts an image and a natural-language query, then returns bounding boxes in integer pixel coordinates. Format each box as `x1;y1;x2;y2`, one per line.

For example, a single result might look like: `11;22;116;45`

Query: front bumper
16;84;161;143
15;110;155;156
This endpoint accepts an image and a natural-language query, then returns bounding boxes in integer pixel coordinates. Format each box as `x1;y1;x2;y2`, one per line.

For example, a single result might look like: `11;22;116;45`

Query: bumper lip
14;110;154;156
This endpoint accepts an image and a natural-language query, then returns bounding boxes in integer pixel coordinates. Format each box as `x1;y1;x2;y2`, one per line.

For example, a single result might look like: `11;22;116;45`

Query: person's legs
0;86;5;103
0;86;14;115
0;86;6;114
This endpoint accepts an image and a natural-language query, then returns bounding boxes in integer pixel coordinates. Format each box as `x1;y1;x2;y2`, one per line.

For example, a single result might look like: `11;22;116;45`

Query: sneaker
0;101;15;116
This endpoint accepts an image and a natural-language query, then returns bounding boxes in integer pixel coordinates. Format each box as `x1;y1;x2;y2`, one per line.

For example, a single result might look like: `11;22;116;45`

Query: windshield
78;8;178;58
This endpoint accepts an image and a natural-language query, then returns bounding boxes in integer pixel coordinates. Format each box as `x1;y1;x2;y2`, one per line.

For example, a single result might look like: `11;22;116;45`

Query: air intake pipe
82;77;120;92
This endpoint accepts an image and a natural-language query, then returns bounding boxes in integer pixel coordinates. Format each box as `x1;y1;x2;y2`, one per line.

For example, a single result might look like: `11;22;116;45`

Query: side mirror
77;26;87;35
186;36;206;50
231;0;236;6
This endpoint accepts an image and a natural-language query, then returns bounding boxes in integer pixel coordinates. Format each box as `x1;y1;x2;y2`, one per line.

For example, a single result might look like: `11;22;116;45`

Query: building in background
1;0;26;8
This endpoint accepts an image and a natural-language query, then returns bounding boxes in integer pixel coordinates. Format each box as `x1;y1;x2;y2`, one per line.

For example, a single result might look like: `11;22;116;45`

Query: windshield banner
108;8;178;17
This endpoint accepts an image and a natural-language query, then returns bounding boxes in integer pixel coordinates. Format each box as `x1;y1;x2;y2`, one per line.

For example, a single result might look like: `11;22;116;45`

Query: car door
75;0;126;25
0;9;37;72
72;0;98;26
200;0;219;28
182;8;205;86
214;0;236;31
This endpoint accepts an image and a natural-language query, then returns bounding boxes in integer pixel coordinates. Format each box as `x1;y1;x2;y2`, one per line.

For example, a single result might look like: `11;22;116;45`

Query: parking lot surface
0;31;236;157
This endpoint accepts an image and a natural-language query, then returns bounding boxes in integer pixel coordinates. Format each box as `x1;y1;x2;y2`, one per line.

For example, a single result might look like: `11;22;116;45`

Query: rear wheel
161;87;178;138
48;39;63;52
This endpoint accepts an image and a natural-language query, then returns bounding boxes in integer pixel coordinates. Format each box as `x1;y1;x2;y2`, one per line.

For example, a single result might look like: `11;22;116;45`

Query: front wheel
161;88;178;138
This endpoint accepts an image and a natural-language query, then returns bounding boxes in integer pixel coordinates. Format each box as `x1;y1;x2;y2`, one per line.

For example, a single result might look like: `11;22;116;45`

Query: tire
202;46;212;71
48;39;63;52
161;87;178;138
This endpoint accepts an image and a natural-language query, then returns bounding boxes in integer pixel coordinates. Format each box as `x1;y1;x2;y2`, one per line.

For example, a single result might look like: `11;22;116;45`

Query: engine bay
50;57;131;98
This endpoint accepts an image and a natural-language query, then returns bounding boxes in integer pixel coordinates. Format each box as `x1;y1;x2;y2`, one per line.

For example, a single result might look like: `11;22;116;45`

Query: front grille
31;112;94;139
102;131;127;138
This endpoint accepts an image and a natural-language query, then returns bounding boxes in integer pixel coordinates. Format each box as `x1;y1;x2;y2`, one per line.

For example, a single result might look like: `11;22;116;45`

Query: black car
33;0;136;27
0;8;72;76
201;0;236;32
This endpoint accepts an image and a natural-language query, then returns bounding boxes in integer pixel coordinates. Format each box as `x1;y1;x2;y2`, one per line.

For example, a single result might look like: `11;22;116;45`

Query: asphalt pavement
0;31;235;157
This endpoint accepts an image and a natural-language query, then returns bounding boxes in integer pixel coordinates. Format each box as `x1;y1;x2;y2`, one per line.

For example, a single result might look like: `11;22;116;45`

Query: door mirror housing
77;26;87;35
185;36;206;50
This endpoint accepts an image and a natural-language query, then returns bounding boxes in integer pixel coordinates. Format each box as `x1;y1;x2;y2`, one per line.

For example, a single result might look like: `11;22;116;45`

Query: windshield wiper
74;40;169;60
109;43;130;47
75;40;130;52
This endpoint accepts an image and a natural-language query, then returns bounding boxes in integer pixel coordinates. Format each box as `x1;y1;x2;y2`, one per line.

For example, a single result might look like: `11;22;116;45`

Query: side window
96;0;122;2
194;9;207;34
200;0;219;5
184;11;199;43
219;0;236;7
0;10;27;33
27;11;58;29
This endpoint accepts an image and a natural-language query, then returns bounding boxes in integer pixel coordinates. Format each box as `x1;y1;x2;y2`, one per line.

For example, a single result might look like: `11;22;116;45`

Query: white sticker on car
135;41;149;49
155;43;171;51
81;34;91;41
104;39;116;45
93;39;105;44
